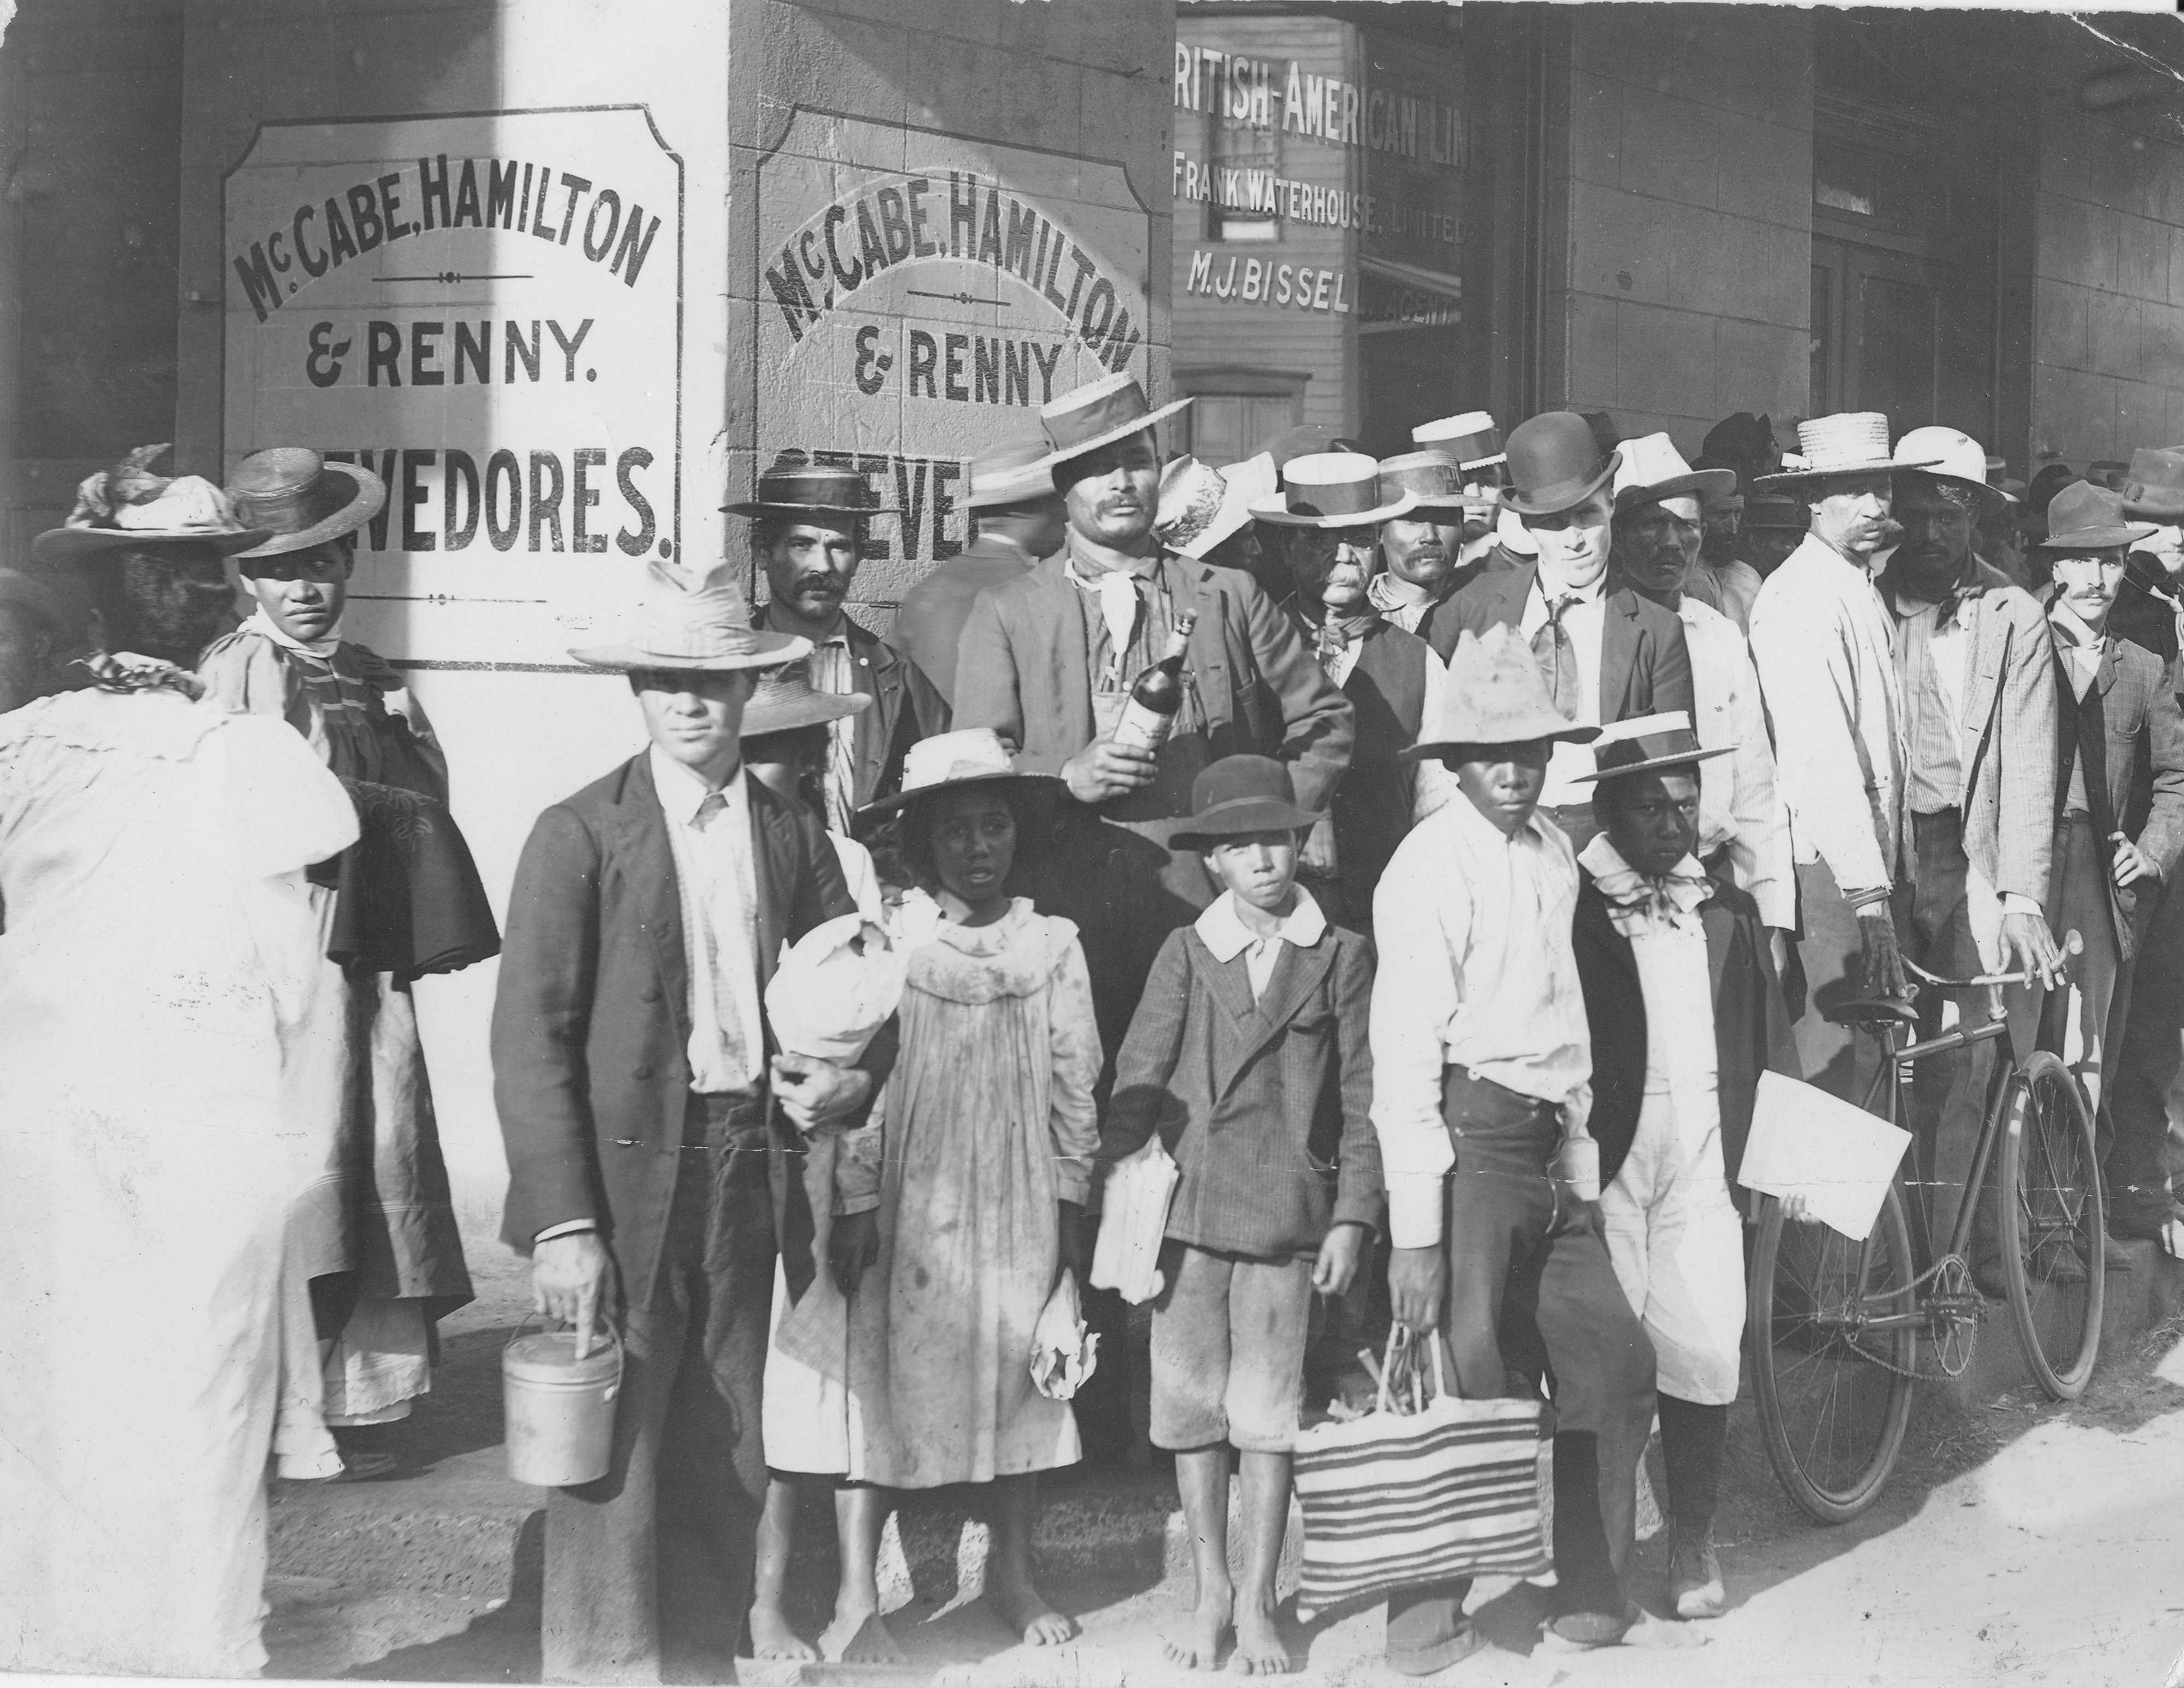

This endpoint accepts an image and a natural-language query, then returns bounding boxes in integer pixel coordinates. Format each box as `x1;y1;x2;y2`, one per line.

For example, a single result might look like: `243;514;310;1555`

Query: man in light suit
494;562;892;1683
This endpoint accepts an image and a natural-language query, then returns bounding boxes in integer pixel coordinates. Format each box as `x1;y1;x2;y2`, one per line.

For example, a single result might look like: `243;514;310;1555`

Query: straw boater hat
2037;481;2156;553
1377;450;1480;515
1413;411;1506;472
31;443;271;564
857;727;1059;817
738;659;871;738
1401;624;1602;762
226;448;387;559
1169;755;1321;851
1611;433;1736;512
1250;452;1415;528
569;558;809;670
1498;412;1621;518
964;436;1055;511
1032;373;1193;473
1758;413;1937;488
1573;711;1731;785
2121;447;2184;522
1892;426;2007;515
723;454;896;520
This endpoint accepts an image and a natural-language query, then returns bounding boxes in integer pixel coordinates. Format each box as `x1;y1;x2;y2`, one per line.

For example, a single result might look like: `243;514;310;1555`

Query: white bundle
1091;1139;1181;1305
1029;1268;1099;1402
764;913;905;1073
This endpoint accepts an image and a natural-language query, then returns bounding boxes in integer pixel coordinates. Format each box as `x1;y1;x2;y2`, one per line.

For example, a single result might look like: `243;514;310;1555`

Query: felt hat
738;659;871;738
1378;450;1482;514
1251;452;1416;528
2027;463;2080;517
569;559;809;671
0;566;86;646
1498;412;1621;517
1758;413;1935;488
2037;480;2156;553
226;448;387;559
1744;493;1809;532
32;443;271;563
1611;433;1736;511
2121;447;2184;521
1412;411;1505;471
1573;710;1731;785
857;727;1058;817
1701;412;1780;483
724;454;895;520
1033;373;1192;474
1401;624;1601;761
2088;459;2130;491
1157;453;1272;559
964;436;1055;511
1892;426;2006;515
1169;754;1322;850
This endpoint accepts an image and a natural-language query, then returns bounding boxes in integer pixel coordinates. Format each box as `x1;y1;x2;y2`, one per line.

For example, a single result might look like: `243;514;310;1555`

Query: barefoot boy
1104;755;1383;1674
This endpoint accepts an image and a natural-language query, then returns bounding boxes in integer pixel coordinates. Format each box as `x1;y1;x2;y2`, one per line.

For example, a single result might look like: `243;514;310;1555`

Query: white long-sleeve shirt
1369;796;1593;1248
1678;596;1794;928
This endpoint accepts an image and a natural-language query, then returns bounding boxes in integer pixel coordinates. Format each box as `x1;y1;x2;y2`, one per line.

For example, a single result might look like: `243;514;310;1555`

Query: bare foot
818;1609;907;1664
988;1575;1078;1646
747;1601;818;1662
1162;1584;1232;1670
1228;1601;1299;1675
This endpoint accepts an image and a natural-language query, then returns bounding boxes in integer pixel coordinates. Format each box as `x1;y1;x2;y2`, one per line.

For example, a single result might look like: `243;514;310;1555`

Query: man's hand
533;1230;615;1358
1999;909;2065;988
1299;813;1340;879
1387;1244;1446;1334
1061;734;1158;804
770;1054;873;1132
1313;1222;1367;1297
830;1209;879;1296
1856;905;1907;999
1056;1199;1091;1284
2113;833;2162;890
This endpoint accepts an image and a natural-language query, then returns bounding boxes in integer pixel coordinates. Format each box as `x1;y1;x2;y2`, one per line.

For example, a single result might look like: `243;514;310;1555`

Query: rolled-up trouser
1383;1069;1656;1674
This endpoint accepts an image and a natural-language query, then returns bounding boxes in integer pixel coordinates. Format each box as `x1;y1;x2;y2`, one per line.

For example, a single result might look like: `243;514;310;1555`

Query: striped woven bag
1291;1329;1553;1621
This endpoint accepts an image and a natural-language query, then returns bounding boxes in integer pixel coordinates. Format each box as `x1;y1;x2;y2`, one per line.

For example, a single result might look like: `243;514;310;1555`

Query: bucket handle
506;1314;624;1398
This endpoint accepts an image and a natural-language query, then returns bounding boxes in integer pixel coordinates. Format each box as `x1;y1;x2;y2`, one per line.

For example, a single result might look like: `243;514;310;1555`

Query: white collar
244;605;343;659
648;745;745;825
1195;885;1325;963
1369;570;1434;609
1064;537;1161;584
1531;570;1606;607
1443;790;1553;851
2048;599;2107;651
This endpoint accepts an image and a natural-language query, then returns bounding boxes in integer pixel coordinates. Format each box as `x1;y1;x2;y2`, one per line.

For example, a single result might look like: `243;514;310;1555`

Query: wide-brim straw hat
570;559;809;671
739;660;873;737
1413;411;1506;471
1169;754;1321;850
2037;480;2156;552
857;728;1059;817
32;446;271;563
1156;455;1229;553
227;448;387;559
964;436;1055;511
2121;447;2184;521
1033;373;1192;473
724;455;897;519
1170;452;1274;559
1378;450;1479;514
1499;412;1621;518
1758;412;1936;488
1402;623;1601;761
1250;452;1416;528
1571;711;1732;784
1611;432;1736;511
1892;426;2006;516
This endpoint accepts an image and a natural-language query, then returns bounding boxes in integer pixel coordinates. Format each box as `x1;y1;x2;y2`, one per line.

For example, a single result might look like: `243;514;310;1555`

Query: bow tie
1593;860;1711;936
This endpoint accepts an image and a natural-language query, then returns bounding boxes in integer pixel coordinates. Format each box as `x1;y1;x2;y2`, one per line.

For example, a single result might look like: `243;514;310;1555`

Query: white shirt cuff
534;1220;597;1244
2000;892;2043;917
1387;1176;1446;1250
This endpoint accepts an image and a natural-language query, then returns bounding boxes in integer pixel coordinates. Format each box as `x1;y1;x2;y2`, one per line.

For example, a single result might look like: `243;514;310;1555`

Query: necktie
1315;613;1375;677
1532;593;1582;716
691;791;752;1084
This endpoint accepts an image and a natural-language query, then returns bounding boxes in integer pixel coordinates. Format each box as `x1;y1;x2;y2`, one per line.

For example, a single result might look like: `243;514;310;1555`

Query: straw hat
32;443;271;564
1498;412;1621;518
738;660;872;737
1413;411;1505;471
1892;426;2005;515
857;727;1059;817
2121;447;2184;521
227;448;387;559
1033;373;1192;473
724;454;896;520
1169;755;1321;850
1573;711;1731;785
2037;480;2156;553
1250;452;1416;528
1758;413;1936;488
1155;455;1228;552
1377;450;1482;514
569;559;809;671
1401;624;1601;761
1174;452;1274;560
964;436;1055;511
1611;433;1736;511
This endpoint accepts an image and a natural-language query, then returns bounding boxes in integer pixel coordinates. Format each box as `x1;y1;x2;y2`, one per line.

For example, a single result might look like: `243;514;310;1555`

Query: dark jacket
1102;914;1383;1260
1571;865;1800;1192
2111;550;2182;671
754;605;948;808
492;754;894;1309
1427;561;1696;729
885;534;1039;708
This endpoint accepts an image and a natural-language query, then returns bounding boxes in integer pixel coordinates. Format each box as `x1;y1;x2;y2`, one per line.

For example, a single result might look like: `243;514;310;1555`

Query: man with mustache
1428;411;1695;854
737;457;946;829
1372;413;1507;639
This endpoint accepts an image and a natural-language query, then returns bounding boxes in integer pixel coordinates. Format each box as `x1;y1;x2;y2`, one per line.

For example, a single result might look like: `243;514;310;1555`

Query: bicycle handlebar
1902;928;2083;993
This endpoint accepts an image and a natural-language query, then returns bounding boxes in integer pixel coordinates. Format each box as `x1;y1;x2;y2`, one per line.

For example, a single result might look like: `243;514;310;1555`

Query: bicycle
1747;936;2104;1524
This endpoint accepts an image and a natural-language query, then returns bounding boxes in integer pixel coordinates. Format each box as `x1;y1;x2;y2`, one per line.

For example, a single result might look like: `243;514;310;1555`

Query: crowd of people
3;370;2183;1680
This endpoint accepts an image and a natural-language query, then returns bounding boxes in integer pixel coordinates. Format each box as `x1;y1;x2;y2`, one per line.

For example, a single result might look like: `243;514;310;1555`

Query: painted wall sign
754;111;1152;602
223;106;683;669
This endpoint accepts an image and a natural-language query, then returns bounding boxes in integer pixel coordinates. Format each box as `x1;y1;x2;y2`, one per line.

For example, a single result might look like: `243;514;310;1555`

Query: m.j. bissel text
230;154;666;323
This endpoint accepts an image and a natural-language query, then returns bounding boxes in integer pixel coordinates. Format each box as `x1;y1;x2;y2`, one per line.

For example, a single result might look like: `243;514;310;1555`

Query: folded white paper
1737;1070;1912;1240
1091;1140;1180;1305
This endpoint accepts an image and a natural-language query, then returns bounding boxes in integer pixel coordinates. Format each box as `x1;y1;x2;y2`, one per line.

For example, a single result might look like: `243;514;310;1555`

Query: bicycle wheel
1997;1051;2105;1400
1749;1184;1917;1523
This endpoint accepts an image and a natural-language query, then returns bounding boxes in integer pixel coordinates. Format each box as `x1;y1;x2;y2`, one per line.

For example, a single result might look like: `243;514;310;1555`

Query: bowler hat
1412;411;1505;471
1250;452;1416;528
724;453;896;520
857;727;1059;817
1499;412;1621;518
227;448;386;559
570;559;809;671
1611;433;1736;512
1033;373;1192;475
1402;624;1601;761
739;659;871;738
2121;447;2184;521
1377;450;1479;514
1758;413;1935;489
964;436;1055;511
1169;754;1321;850
1573;711;1730;785
2037;480;2156;553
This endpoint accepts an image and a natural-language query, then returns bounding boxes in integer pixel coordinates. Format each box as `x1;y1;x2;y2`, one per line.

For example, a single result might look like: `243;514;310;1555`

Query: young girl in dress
851;729;1104;1648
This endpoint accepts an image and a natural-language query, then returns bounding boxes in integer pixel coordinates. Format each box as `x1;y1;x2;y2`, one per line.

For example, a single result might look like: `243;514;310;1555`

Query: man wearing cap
1403;411;1513;585
1372;624;1660;1663
1368;448;1485;643
887;437;1062;712
1873;427;2065;1260
1606;435;1794;940
1430;412;1695;854
2039;481;2184;1254
1570;714;1798;1623
0;568;78;713
731;454;946;831
493;562;892;1681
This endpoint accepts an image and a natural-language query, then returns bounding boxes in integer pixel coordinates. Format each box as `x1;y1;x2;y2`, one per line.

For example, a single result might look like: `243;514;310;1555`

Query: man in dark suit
494;561;892;1683
731;456;946;832
1430;411;1694;852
